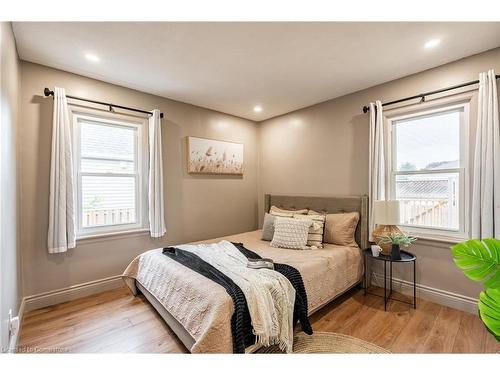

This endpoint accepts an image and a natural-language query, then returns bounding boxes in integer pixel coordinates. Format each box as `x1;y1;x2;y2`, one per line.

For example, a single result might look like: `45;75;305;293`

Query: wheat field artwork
187;136;244;175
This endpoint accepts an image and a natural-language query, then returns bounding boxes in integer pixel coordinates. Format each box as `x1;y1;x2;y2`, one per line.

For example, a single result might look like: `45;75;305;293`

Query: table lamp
372;200;403;255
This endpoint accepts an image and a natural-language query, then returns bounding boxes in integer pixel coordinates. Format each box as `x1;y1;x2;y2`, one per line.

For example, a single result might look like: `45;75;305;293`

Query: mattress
122;229;364;353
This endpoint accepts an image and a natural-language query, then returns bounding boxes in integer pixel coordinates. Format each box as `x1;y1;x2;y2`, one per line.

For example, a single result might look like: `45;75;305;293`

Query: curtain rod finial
44;88;54;97
160;113;164;119
363;106;370;113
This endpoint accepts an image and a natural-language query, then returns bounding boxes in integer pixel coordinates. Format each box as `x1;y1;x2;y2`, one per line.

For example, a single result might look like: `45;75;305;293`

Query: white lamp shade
373;200;400;225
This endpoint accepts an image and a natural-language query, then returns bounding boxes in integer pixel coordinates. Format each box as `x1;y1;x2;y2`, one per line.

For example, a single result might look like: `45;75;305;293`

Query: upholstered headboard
264;194;369;250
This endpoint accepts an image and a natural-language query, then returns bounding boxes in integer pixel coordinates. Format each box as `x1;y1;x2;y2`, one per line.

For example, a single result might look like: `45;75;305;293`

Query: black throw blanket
162;242;312;353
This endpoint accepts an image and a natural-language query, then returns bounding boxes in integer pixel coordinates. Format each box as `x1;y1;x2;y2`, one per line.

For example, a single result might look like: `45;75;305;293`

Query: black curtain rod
43;88;164;119
362;74;500;114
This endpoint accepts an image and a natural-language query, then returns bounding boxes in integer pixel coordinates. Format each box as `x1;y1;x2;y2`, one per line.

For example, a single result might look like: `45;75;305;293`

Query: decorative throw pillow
271;217;312;250
323;212;360;247
269;205;308;217
293;213;326;249
261;213;277;241
308;209;325;215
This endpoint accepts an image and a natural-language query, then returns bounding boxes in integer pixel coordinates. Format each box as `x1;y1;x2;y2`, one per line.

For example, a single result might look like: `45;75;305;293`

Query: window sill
404;232;468;249
76;228;150;245
401;225;468;244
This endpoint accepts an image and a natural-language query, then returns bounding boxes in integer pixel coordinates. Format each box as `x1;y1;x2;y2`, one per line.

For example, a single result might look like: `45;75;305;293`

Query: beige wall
19;62;259;297
258;47;500;302
0;22;21;350
15;44;500;311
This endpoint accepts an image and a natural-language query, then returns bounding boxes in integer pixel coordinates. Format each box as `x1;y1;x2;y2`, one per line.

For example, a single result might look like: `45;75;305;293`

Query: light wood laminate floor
18;286;500;353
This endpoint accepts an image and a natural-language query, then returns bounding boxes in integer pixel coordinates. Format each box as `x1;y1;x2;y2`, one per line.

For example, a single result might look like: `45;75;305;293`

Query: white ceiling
12;22;500;121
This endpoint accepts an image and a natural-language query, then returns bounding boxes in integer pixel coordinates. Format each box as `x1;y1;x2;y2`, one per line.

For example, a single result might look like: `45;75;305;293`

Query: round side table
363;249;417;311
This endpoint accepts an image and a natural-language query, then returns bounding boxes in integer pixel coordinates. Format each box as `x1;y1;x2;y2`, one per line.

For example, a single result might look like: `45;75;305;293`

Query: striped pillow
271;217;312;250
293;213;326;249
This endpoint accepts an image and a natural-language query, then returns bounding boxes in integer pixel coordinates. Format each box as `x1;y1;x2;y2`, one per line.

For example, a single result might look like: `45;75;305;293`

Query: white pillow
271;217;312;250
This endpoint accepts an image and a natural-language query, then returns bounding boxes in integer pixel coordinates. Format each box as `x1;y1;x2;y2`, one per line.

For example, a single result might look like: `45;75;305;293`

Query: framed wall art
186;136;244;175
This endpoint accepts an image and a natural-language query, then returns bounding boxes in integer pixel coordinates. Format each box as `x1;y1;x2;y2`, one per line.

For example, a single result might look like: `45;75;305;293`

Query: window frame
71;108;149;239
386;100;470;242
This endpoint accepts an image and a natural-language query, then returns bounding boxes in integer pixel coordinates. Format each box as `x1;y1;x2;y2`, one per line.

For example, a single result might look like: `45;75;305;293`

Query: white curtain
471;69;500;239
47;87;76;253
148;109;166;237
368;100;387;240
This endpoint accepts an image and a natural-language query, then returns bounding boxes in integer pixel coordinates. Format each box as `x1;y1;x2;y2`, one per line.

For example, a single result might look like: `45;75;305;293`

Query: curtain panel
148;109;166;237
471;69;500;239
47;87;76;253
368;100;387;240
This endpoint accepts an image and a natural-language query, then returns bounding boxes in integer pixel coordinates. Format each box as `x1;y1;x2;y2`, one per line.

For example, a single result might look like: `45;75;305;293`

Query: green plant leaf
479;288;500;342
451;239;500;289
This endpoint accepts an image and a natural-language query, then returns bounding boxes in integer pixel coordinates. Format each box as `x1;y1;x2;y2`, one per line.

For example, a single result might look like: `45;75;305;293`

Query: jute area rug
257;332;391;354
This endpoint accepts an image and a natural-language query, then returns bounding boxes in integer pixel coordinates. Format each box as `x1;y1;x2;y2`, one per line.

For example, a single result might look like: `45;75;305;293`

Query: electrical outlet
8;309;19;338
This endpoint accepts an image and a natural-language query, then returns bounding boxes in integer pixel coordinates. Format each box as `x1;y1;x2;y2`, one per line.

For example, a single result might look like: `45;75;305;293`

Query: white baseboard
370;272;478;315
23;275;124;313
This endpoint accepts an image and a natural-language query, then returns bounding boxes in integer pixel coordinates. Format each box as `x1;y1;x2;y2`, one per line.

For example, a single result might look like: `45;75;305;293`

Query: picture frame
186;136;244;175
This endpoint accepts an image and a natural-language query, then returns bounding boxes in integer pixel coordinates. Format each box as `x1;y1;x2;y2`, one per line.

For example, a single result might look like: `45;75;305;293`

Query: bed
122;194;368;353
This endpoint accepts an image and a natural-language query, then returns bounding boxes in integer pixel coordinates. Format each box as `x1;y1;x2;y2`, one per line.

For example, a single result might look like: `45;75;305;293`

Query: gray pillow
261;213;276;241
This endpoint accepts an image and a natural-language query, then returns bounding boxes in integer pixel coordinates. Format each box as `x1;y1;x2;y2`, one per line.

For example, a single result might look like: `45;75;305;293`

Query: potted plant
451;239;500;342
378;233;417;260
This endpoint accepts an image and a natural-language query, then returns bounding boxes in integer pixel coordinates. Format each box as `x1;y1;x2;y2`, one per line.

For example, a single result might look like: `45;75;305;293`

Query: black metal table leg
413;259;416;309
384;260;387;311
364;252;367;295
390;261;393;299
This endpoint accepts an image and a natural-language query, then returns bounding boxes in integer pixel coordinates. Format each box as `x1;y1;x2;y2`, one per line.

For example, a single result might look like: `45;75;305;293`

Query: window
72;111;148;237
388;102;469;240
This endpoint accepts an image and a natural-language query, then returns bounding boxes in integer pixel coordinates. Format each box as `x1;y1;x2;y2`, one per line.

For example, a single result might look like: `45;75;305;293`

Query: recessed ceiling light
85;53;100;62
253;105;262;113
424;39;441;49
